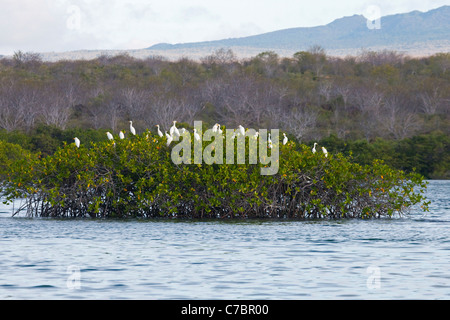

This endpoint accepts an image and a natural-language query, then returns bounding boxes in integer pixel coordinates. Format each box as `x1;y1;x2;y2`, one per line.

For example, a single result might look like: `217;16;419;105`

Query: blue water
0;180;449;299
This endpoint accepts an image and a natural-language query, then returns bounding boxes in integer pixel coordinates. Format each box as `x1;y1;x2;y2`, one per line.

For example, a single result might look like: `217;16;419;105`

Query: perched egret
322;146;328;157
212;123;218;133
106;132;114;141
268;133;273;149
119;131;125;139
165;131;173;146
283;133;288;145
193;129;201;141
170;121;180;137
238;125;245;137
254;131;259;139
312;142;318;153
74;137;80;148
217;124;223;134
156;125;163;137
129;121;136;135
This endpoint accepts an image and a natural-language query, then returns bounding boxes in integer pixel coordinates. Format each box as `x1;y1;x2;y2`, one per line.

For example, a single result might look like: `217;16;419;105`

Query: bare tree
0;80;41;132
283;104;318;142
419;87;443;115
147;96;186;130
381;96;422;140
202;75;286;128
121;87;149;123
39;81;78;129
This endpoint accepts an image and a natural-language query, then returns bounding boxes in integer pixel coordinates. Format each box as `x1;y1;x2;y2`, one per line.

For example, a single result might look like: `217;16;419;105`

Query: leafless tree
317;80;333;105
349;85;385;140
381;96;422;140
283;103;318;142
0;80;41;132
419;87;443;115
39;82;78;129
202;74;287;128
120;87;149;122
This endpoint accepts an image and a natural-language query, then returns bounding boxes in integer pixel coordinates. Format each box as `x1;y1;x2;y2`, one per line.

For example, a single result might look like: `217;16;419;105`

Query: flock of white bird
73;120;328;157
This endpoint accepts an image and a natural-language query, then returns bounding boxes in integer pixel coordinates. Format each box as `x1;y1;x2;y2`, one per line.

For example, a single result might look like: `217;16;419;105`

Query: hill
146;5;450;57
37;5;450;61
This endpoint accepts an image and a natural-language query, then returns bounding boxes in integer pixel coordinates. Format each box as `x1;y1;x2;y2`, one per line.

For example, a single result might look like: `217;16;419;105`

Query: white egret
156;125;163;137
74;137;80;148
119;131;125;139
165;131;173;146
170;121;180;137
312;142;318;153
129;121;136;135
322;146;328;157
217;124;223;134
212;123;218;133
106;132;114;141
238;125;245;137
193;129;201;141
268;133;273;149
254;131;259;139
283;133;288;145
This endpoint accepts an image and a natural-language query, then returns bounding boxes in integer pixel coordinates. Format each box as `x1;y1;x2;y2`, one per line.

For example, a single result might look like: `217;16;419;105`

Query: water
0;180;449;300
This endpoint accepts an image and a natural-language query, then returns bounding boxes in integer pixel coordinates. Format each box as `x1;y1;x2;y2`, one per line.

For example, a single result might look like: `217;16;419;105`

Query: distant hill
39;5;450;61
147;5;450;56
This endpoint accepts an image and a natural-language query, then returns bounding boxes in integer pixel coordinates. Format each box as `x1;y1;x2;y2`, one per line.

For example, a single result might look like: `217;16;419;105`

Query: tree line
0;48;449;178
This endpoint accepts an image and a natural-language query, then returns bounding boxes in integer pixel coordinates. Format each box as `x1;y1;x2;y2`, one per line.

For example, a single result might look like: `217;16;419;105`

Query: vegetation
0;131;428;219
0;48;446;218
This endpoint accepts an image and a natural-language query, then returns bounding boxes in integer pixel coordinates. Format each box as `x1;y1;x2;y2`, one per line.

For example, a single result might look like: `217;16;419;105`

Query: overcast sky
0;0;447;55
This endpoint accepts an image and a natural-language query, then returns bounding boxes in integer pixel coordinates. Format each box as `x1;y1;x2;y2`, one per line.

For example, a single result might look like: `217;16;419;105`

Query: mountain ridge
146;5;450;52
37;5;450;61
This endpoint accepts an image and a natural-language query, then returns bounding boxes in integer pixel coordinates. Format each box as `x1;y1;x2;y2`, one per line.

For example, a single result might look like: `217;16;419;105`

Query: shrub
2;131;429;219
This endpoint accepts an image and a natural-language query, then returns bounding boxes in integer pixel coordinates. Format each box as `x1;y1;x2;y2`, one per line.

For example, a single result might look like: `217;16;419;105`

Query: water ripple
0;180;449;299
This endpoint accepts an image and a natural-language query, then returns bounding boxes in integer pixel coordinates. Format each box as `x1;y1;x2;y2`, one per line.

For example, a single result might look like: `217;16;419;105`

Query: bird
165;131;173;146
283;133;288;145
74;137;80;148
156;125;163;137
268;133;273;149
253;131;259;139
119;131;125;139
238;125;245;137
170;121;180;137
193;129;201;141
322;146;328;157
214;124;223;134
129;121;136;135
312;142;318;153
106;132;114;141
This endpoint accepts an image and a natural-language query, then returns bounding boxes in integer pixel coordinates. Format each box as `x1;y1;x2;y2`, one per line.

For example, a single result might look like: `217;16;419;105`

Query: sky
0;0;448;55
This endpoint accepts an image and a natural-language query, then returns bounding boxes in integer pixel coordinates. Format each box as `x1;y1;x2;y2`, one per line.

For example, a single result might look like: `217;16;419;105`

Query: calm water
0;180;449;300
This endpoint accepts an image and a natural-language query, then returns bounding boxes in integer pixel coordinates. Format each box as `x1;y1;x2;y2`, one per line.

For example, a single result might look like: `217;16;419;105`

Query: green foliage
2;132;429;219
315;132;450;179
0;140;34;180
